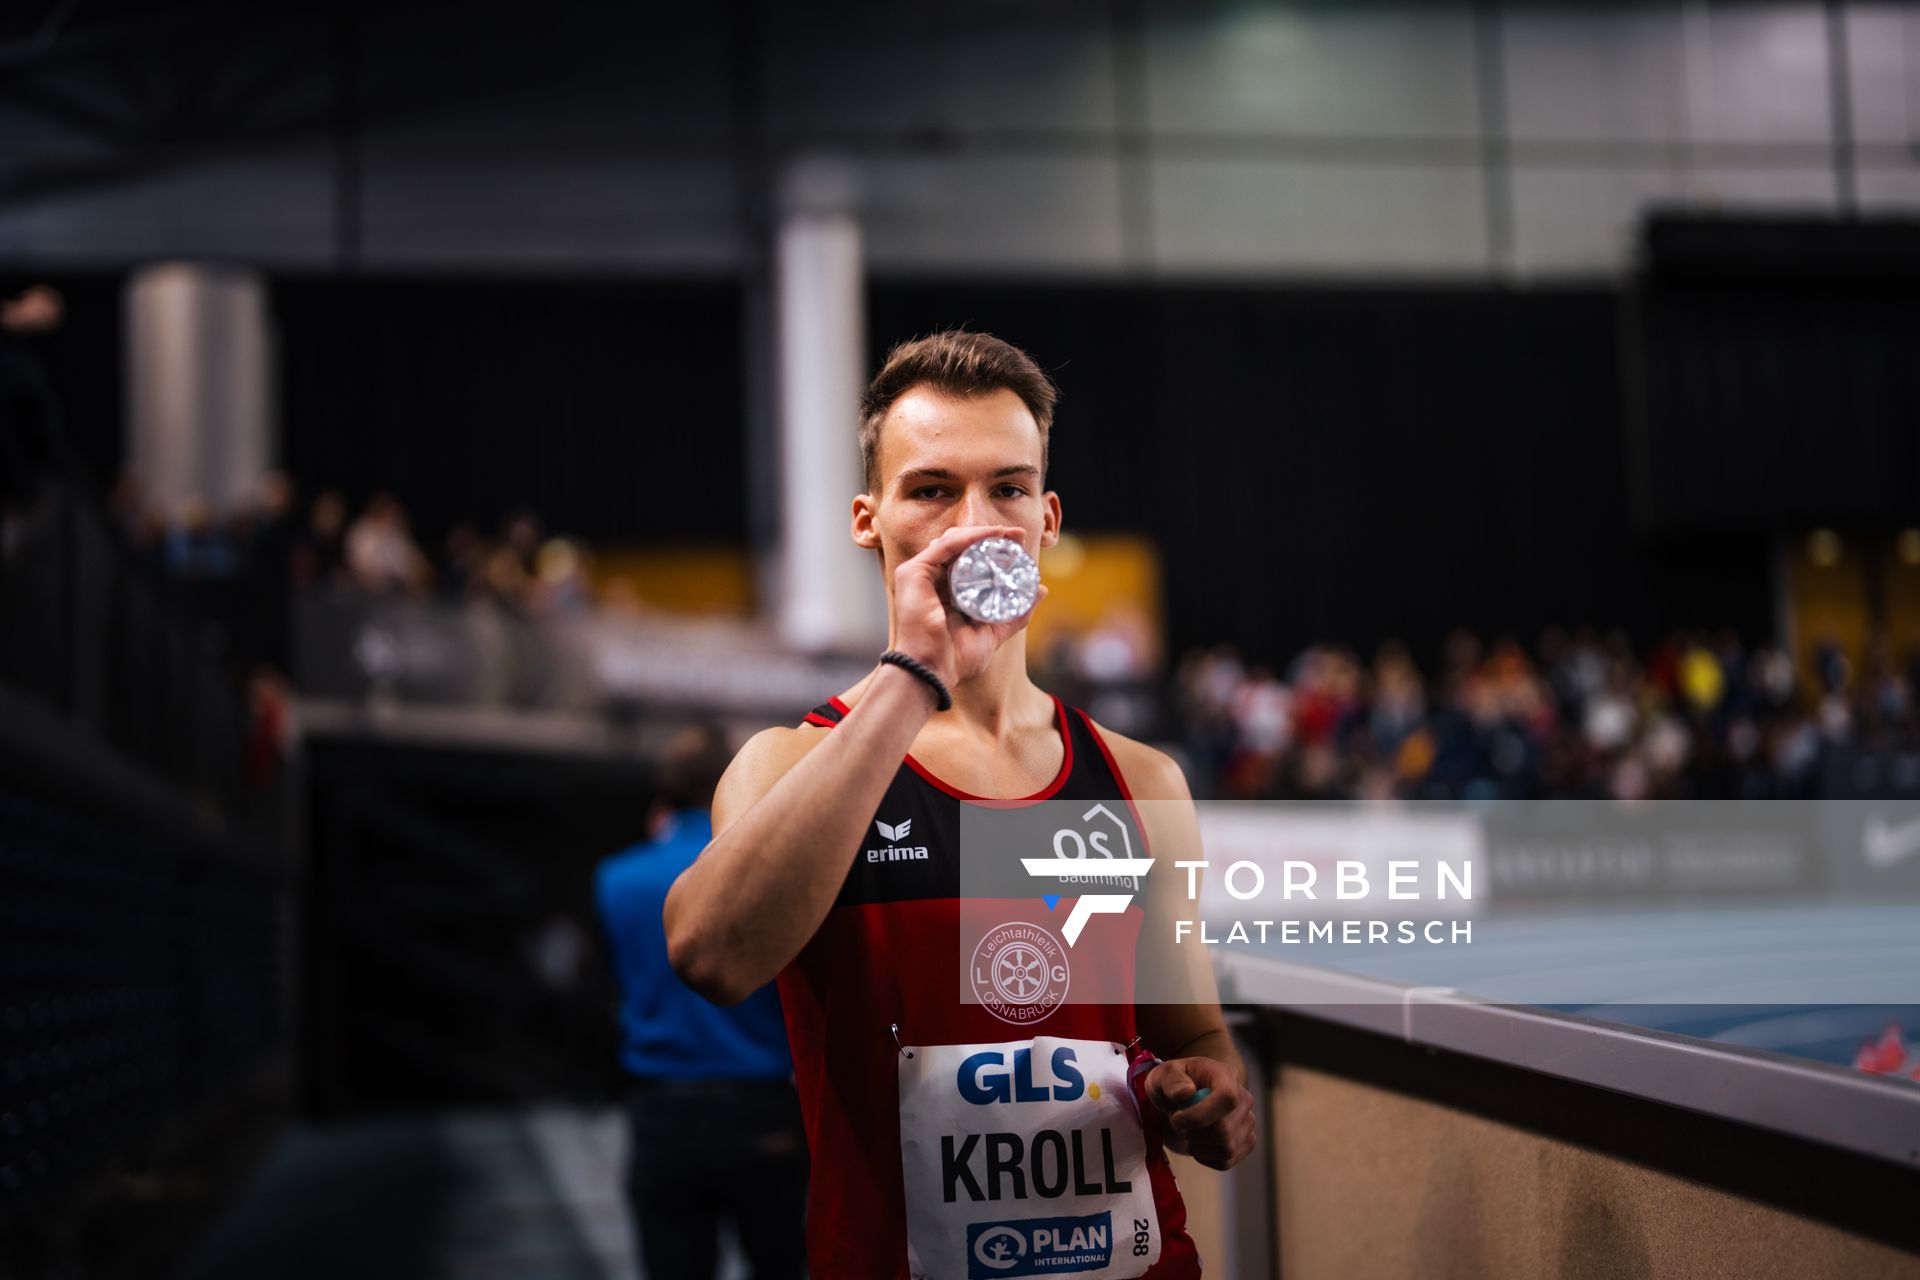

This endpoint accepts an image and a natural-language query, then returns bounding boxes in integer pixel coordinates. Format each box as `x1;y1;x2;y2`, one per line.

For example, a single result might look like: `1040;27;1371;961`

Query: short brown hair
858;330;1058;493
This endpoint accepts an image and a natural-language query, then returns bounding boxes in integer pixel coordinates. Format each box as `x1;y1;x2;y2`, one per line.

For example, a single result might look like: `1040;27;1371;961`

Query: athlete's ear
1039;490;1062;549
852;493;880;550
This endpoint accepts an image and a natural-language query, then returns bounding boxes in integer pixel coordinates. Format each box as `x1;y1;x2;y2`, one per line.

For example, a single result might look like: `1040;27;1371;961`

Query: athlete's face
852;385;1062;583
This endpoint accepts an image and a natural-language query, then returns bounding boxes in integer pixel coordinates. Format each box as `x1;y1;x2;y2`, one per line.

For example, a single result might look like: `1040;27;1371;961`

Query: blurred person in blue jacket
595;722;806;1280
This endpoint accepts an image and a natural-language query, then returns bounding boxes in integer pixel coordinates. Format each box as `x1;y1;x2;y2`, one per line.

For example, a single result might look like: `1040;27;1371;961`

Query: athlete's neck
946;633;1047;733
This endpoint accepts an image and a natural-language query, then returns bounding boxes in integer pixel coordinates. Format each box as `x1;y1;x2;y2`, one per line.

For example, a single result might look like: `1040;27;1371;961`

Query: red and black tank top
775;691;1202;1279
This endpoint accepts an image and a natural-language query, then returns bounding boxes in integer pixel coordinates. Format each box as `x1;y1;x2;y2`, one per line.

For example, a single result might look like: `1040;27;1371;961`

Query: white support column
125;262;273;519
773;159;885;653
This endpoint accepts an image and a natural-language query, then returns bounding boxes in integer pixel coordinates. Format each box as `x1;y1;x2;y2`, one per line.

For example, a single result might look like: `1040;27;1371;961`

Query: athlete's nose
958;487;993;530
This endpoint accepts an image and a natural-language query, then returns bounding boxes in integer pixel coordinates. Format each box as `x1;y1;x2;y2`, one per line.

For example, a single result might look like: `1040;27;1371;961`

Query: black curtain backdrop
26;272;1777;672
274;276;745;545
1632;218;1920;536
869;281;1771;672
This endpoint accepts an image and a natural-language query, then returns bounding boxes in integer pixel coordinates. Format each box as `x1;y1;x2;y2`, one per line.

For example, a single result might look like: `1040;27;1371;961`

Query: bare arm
1130;751;1241;1080
664;663;936;1004
1117;739;1257;1170
664;522;1038;1005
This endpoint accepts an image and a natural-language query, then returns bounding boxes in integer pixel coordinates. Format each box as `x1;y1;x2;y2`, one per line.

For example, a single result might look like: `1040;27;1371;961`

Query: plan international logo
966;1212;1115;1277
1022;803;1153;946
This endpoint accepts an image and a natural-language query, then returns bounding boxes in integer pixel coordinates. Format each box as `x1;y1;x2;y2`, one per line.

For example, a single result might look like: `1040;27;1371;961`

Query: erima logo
1022;803;1153;945
868;817;930;863
1864;814;1920;870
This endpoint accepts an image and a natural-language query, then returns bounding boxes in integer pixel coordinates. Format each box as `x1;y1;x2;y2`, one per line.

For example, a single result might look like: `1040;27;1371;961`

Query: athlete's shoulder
730;723;830;775
710;723;829;836
1076;712;1204;869
1074;710;1194;803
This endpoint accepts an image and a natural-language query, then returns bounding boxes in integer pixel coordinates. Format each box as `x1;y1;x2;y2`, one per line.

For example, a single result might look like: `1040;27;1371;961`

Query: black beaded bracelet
879;649;952;712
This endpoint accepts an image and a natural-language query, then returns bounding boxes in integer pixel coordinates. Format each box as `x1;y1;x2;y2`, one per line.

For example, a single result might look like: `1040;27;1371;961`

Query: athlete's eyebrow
896;465;1039;486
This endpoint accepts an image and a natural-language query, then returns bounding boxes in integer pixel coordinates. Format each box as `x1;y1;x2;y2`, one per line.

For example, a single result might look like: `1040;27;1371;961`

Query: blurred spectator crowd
105;471;611;621
1173;627;1918;803
93;469;1920;806
17;279;1919;819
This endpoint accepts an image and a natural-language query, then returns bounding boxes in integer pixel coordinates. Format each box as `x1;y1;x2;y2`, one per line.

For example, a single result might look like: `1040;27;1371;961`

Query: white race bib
898;1036;1162;1280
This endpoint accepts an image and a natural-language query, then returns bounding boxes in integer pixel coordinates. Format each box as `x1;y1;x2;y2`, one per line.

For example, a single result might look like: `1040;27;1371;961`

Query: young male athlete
665;330;1256;1278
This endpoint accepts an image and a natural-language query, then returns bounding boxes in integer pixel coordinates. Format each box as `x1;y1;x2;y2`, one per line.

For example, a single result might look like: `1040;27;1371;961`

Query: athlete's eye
911;486;947;500
995;485;1027;498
